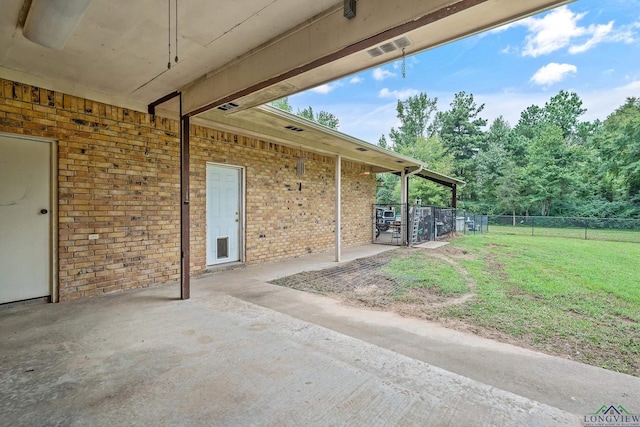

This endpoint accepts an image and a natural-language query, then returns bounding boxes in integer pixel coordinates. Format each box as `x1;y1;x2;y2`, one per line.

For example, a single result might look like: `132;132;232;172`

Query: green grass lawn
382;253;468;296
442;234;640;375
489;224;640;243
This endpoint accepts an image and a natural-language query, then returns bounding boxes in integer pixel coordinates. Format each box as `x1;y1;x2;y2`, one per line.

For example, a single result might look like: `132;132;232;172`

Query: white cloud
521;6;588;57
568;21;614;54
372;67;396;81
500;45;517;54
310;83;336;94
619;80;640;92
495;6;639;57
349;76;363;84
378;88;420;99
530;63;577;86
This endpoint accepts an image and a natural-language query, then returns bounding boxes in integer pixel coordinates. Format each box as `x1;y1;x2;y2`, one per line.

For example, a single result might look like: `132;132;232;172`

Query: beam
180;104;191;300
392;171;460;188
148;91;180;116
183;0;471;115
183;0;571;116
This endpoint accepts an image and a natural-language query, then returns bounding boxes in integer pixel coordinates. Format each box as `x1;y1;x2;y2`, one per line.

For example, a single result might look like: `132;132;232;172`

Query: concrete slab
1;283;578;426
196;245;640;417
413;241;450;249
1;245;637;425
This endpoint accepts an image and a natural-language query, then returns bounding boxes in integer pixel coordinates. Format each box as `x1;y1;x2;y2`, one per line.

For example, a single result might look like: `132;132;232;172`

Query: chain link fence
488;215;640;243
373;204;488;246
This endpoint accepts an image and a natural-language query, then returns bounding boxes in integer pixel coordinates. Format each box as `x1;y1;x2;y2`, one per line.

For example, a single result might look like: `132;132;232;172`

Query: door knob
40;209;48;214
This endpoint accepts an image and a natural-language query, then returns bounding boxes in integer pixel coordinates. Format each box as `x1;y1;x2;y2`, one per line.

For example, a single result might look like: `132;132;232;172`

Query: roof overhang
393;170;466;188
1;0;573;117
194;104;465;187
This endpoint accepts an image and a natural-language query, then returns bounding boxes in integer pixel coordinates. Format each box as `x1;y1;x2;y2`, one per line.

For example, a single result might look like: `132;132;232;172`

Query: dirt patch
271;247;478;317
440;246;477;260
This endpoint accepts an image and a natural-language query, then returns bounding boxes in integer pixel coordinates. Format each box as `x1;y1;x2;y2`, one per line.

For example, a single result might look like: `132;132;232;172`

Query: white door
0;135;51;304
206;164;241;265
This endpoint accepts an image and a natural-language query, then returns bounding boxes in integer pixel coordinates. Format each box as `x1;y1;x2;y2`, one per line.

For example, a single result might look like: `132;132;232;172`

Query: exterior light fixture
23;0;93;50
344;0;356;19
294;155;306;177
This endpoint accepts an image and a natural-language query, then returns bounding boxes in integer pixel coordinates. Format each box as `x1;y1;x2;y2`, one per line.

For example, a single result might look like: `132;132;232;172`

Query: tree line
271;91;640;219
270;97;340;129
376;91;640;219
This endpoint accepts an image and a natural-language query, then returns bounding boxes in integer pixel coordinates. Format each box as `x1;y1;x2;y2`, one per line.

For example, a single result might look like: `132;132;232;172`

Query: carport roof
1;0;571;117
196;104;466;187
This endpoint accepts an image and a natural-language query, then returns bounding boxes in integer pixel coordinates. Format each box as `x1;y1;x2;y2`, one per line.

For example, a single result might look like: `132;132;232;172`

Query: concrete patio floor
1;244;638;425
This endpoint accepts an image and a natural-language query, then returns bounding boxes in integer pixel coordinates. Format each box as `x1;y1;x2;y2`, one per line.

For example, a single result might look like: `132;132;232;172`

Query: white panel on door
0;135;51;304
206;164;241;265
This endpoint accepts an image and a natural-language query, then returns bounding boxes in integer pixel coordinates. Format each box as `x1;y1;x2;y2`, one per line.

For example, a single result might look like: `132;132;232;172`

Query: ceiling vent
366;36;412;57
218;102;239;111
285;125;304;132
355;147;368;152
393;36;412;49
366;47;384;57
379;42;397;53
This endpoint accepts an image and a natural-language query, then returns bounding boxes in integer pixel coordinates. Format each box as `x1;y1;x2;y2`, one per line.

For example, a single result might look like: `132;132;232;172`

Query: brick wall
0;78;376;301
190;129;376;272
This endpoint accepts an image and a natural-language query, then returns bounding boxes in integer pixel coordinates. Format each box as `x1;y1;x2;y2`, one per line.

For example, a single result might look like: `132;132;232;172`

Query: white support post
400;169;407;245
335;155;342;262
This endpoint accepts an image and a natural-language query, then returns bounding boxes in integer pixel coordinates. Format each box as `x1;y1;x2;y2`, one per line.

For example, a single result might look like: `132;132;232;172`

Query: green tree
388;93;438;151
432;91;487;205
515;91;586;141
316;110;340;129
297;106;315;121
270;97;293;113
475;140;507;212
270;98;340;129
376;173;400;205
595;97;640;215
434;91;487;162
495;159;522;224
514;104;545;139
297;106;340;129
543;90;586;141
398;137;455;206
525;125;578;215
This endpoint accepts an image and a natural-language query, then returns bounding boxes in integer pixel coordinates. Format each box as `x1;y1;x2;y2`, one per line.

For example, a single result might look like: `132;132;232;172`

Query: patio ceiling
0;0;572;117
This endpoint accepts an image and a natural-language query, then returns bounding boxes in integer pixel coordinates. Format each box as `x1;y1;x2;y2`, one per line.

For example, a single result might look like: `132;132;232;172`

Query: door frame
206;162;245;266
0;132;58;303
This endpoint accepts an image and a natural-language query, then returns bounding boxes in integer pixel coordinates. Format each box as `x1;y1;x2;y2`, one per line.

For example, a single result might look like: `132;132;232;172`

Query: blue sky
287;0;640;143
